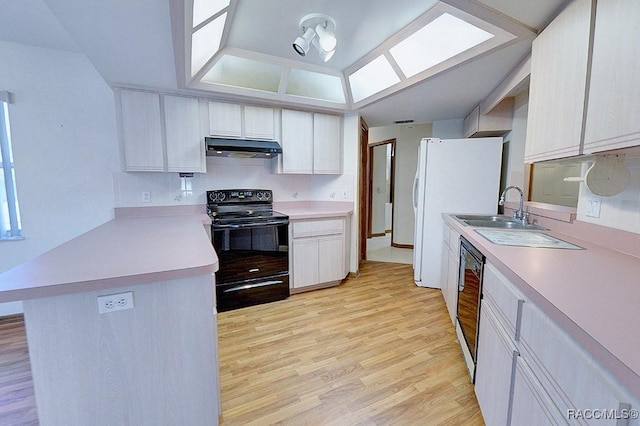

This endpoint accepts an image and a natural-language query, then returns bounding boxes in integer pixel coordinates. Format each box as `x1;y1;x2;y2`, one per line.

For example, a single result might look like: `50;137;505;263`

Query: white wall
577;154;640;234
371;144;387;234
503;90;528;203
369;123;433;246
432;119;464;138
0;41;120;315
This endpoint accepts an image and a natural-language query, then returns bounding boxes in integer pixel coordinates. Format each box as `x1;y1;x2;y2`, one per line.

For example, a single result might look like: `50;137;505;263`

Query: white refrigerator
413;137;503;288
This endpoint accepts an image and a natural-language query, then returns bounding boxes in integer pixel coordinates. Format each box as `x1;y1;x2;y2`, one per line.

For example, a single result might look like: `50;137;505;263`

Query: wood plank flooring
0;261;483;425
218;261;484;425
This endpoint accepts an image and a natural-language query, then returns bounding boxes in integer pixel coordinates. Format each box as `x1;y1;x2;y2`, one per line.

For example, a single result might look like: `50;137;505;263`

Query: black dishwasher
457;236;485;382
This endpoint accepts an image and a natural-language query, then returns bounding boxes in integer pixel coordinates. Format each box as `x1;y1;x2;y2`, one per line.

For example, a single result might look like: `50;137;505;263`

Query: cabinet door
524;0;592;163
475;303;518;426
244;106;275;140
208;102;242;137
584;0;640;153
281;109;313;174
318;235;344;283
313;113;342;174
292;238;319;288
440;240;450;306
164;96;205;173
120;90;164;171
511;357;568;425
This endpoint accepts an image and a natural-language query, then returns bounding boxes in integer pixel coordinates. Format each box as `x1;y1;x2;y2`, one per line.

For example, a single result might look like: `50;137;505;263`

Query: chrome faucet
499;186;528;224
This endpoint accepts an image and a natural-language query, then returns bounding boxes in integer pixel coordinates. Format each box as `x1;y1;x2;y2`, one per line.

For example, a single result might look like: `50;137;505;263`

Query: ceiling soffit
170;0;536;113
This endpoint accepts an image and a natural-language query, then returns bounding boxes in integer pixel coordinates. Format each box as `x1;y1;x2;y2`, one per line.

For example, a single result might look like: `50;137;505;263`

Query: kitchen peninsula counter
444;213;640;399
0;208;217;303
0;206;221;425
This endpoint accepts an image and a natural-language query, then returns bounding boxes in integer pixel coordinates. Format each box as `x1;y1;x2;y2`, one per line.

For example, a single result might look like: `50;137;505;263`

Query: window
0;91;22;240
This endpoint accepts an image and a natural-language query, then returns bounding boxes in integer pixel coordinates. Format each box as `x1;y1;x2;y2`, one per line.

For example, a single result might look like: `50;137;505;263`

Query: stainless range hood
206;137;282;159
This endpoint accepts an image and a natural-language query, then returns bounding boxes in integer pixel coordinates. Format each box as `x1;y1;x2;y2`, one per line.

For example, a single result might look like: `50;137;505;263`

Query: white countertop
0;212;218;303
274;201;354;220
444;213;640;398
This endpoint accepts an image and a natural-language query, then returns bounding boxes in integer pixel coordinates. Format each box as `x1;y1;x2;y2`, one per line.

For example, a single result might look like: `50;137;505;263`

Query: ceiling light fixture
292;13;337;62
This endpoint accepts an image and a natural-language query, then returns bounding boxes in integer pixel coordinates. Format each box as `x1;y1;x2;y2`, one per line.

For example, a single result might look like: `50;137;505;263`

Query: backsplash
576;155;640;234
113;156;355;207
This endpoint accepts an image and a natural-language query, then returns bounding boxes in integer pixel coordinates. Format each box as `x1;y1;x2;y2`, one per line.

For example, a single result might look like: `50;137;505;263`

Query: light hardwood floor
0;261;483;425
218;261;483;425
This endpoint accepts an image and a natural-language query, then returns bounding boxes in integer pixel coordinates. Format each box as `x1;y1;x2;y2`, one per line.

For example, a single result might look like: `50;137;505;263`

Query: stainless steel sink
453;214;547;230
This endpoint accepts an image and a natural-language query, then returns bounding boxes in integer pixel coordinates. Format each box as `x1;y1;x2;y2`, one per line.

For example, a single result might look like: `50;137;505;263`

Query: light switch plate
586;197;602;218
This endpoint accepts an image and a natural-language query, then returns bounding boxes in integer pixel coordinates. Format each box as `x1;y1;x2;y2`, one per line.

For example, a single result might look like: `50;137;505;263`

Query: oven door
211;220;289;283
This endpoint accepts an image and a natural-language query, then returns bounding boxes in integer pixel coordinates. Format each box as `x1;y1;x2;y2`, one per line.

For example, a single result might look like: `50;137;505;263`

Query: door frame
358;117;369;263
367;139;396;241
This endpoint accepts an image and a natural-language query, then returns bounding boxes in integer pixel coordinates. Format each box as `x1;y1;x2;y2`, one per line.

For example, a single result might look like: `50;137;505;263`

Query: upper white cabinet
281;109;314;174
208;101;275;140
280;109;342;175
120;90;164;171
463;98;514;139
524;0;592;163
583;0;640;153
164;96;205;173
119;90;205;173
313;113;342;174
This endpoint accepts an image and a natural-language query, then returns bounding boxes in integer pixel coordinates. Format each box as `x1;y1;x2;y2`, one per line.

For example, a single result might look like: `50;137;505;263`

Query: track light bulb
293;27;316;56
315;24;337;52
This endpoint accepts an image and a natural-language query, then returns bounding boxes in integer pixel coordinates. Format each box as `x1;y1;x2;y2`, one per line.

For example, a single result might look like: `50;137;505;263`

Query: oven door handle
223;280;284;293
213;220;289;229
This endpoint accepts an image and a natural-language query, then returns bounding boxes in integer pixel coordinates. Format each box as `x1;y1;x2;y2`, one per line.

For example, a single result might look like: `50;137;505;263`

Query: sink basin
453;214;547;230
475;229;584;249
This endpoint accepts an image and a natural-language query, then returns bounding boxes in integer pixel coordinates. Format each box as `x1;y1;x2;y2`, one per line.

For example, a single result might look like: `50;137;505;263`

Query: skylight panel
286;69;346;103
192;0;230;28
390;13;494;78
202;55;283;93
191;12;227;77
349;56;401;103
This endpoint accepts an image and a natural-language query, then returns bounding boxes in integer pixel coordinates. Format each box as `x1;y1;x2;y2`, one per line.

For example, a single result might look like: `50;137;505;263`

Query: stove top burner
207;189;287;227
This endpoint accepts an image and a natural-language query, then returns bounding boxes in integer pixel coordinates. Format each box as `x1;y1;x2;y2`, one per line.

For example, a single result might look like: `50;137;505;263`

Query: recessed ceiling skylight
286;69;346;103
201;55;283;93
349;55;401;103
191;12;227;77
390;13;494;78
192;0;230;28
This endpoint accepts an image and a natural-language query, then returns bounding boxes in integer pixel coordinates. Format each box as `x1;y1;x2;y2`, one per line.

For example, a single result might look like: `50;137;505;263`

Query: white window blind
0;91;22;240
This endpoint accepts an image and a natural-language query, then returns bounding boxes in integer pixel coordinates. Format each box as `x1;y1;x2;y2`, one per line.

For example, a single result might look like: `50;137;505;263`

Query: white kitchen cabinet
313;113;342;174
290;218;347;291
118;90;206;173
280;110;343;175
511;357;568;425
463;98;514;138
519;301;633;424
164;95;205;173
208;101;242;138
440;223;459;324
281;109;314;174
524;0;592;163
244;105;275;140
208;102;275;140
475;302;518;426
583;0;640;153
120;90;164;171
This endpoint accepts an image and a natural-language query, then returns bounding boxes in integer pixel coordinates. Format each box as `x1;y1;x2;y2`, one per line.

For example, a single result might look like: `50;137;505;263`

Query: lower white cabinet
475;260;640;426
290;218;348;291
475;301;519;426
441;222;459;324
511;356;568;425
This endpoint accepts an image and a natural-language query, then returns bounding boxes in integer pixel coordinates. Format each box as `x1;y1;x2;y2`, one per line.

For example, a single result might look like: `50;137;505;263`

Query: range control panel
207;189;272;204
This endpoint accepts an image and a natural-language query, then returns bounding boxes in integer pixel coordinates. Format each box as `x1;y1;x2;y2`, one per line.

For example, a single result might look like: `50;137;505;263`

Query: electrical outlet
97;291;134;314
141;191;151;203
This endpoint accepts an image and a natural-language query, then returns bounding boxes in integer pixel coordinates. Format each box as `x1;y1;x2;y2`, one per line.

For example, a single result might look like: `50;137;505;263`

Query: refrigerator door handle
413;170;419;211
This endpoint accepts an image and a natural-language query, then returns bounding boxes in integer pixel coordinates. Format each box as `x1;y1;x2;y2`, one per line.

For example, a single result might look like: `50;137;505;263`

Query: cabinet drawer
483;263;524;341
519;302;629;419
292;219;344;238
